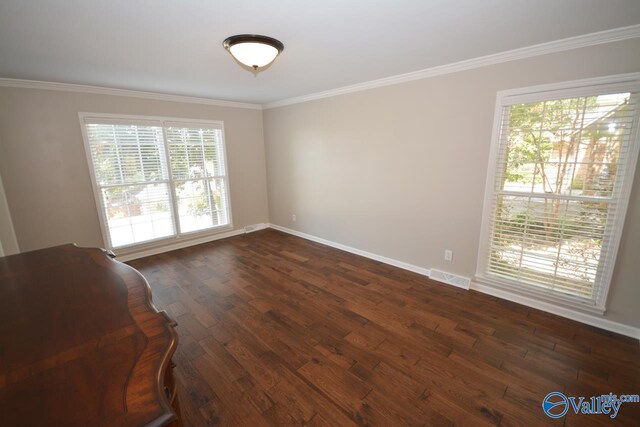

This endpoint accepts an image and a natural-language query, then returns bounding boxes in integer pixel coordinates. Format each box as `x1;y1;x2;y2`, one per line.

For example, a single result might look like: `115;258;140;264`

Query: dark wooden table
0;244;180;426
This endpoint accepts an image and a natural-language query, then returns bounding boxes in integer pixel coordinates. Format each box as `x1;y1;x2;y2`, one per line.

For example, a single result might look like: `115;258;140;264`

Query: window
477;75;640;312
81;114;231;250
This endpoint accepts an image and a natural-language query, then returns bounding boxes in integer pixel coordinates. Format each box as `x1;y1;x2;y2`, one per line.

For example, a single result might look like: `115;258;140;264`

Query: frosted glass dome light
224;35;284;72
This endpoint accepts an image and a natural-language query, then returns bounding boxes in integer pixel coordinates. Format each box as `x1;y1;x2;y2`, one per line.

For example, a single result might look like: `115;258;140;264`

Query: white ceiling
1;0;640;104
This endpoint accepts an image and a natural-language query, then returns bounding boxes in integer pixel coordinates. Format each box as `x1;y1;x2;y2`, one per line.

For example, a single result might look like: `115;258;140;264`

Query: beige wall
264;38;640;328
0;88;269;252
0;168;19;255
0;39;638;329
0;170;19;256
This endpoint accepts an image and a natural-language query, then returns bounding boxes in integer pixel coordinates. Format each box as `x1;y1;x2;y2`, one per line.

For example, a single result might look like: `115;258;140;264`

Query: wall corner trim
264;24;640;109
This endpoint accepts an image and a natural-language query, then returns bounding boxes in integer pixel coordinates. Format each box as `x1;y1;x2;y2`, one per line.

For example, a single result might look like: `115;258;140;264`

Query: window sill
113;224;237;262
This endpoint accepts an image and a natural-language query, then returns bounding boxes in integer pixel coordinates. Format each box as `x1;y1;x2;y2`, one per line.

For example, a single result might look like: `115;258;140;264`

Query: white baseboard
117;223;267;262
268;223;640;339
243;223;268;233
114;221;639;339
470;281;640;339
268;223;431;277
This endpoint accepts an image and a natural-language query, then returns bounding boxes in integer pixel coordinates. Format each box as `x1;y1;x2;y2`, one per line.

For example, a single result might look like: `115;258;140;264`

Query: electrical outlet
292;214;297;222
444;249;453;262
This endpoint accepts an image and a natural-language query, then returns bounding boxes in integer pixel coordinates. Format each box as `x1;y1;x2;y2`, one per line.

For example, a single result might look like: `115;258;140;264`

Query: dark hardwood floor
128;229;640;427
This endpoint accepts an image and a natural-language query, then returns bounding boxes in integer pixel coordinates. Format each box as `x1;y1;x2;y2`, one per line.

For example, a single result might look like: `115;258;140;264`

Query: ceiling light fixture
223;34;284;73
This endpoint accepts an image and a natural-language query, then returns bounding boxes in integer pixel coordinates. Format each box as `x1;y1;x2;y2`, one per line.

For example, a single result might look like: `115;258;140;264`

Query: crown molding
264;24;640;109
1;25;638;110
0;78;263;110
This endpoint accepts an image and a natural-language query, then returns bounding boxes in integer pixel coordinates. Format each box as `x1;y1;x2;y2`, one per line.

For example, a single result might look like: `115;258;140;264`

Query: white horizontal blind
165;124;230;233
481;90;639;308
86;123;175;247
83;116;231;249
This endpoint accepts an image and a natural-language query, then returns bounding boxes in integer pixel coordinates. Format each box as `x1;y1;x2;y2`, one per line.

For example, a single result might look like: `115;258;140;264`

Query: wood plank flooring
128;229;640;426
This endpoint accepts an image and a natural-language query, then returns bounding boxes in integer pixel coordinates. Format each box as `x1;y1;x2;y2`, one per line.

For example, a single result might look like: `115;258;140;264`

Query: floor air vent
244;223;266;233
429;269;470;290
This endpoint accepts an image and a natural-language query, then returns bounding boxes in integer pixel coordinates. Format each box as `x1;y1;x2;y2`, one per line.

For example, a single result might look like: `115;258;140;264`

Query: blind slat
482;91;639;307
84;119;231;248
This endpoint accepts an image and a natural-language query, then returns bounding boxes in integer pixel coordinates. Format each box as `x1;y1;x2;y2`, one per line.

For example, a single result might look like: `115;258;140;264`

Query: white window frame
79;112;234;254
476;73;640;315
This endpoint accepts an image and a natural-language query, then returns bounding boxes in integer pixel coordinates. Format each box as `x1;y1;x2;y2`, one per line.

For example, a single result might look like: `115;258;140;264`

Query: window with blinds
81;115;231;250
478;77;640;311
